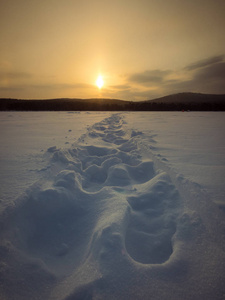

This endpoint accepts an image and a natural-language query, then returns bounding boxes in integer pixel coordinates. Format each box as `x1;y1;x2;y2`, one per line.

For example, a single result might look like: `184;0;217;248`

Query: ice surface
0;112;225;300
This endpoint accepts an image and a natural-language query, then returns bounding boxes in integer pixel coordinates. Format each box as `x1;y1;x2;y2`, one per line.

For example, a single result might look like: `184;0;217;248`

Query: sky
0;0;225;101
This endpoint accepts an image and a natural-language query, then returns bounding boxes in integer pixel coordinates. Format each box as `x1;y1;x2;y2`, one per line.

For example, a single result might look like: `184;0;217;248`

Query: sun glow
96;75;104;89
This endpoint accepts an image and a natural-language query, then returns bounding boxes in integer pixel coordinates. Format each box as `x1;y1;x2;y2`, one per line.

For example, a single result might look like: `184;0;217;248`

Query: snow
0;111;225;300
124;112;225;203
0;112;111;203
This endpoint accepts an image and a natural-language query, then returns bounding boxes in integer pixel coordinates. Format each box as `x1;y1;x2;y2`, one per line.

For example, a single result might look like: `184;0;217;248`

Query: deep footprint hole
125;227;175;264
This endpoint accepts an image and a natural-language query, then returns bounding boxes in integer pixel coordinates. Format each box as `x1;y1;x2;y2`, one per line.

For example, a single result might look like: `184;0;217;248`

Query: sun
96;75;104;89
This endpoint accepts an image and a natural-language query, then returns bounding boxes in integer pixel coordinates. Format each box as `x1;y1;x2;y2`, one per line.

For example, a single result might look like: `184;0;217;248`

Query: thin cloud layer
0;71;33;80
194;62;225;81
128;70;171;85
168;58;225;95
109;84;131;90
184;55;224;71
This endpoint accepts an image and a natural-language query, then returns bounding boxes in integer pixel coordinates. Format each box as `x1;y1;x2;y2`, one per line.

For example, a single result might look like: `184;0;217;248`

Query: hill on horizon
145;92;225;104
0;92;225;111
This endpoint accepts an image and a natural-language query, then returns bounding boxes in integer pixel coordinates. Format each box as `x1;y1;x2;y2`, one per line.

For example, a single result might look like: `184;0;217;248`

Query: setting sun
96;75;104;89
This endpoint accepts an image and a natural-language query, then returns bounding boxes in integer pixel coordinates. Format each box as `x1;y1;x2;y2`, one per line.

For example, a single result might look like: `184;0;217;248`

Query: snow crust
0;111;225;300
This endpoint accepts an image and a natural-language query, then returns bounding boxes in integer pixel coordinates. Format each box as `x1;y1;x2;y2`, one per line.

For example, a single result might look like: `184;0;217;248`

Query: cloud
162;61;225;95
184;55;224;71
194;62;225;80
187;61;225;94
128;69;171;85
29;83;94;90
109;84;131;90
124;55;225;99
0;82;97;99
0;86;24;92
0;82;94;93
0;71;33;80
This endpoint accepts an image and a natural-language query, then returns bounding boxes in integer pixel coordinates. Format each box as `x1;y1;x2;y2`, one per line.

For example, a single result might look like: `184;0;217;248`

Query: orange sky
0;0;225;100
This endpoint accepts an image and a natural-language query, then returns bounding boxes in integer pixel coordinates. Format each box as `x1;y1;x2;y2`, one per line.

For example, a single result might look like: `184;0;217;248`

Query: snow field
0;111;111;204
0;112;225;300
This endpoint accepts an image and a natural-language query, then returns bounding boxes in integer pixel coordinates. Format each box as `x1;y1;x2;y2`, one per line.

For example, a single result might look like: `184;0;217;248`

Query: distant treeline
1;93;225;111
130;101;225;111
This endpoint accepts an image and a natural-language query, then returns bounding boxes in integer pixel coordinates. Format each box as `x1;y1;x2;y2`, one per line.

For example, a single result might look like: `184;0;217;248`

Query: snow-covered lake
0;111;225;300
1;111;224;204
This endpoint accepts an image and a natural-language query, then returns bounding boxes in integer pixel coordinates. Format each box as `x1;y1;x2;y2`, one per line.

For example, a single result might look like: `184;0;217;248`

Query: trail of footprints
69;114;180;265
14;114;181;269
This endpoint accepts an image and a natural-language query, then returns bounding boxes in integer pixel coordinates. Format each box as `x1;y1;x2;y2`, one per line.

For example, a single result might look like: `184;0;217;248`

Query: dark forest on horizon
1;93;225;111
